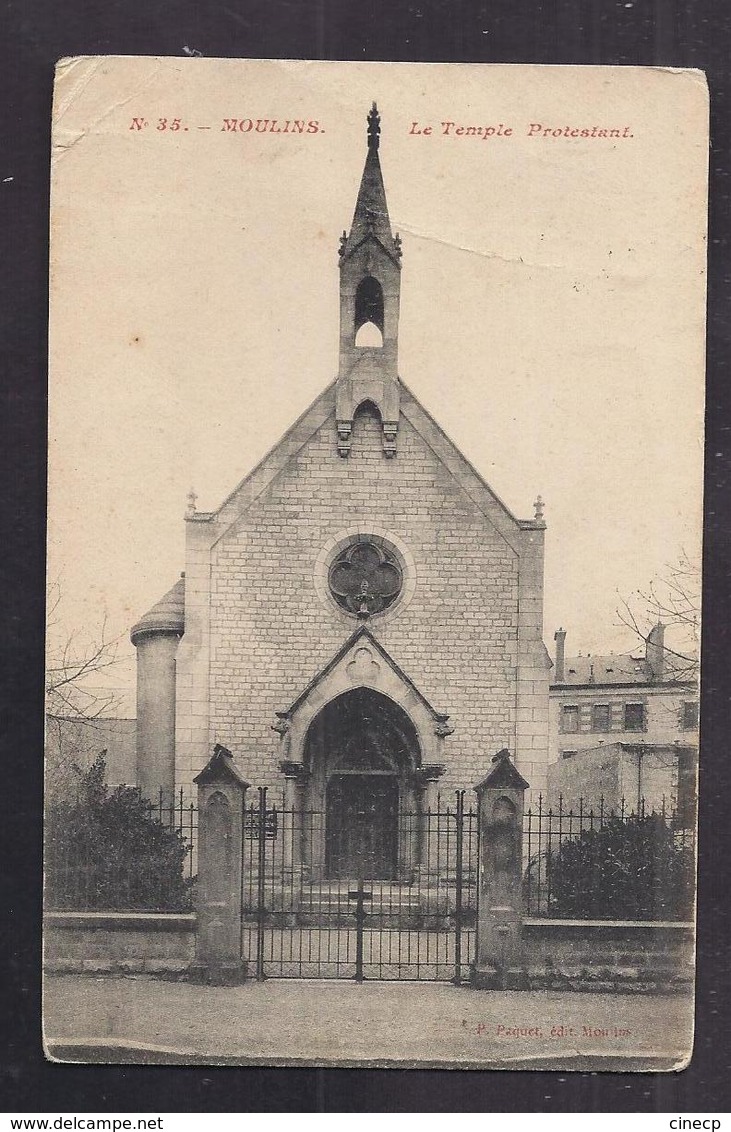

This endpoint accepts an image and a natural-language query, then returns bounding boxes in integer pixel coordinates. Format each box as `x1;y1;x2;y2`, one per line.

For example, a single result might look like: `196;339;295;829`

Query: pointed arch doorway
304;687;420;880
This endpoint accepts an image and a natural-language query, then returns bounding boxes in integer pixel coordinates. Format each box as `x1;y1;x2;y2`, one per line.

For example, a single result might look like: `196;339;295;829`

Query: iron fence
44;786;198;912
523;795;695;921
45;778;697;934
240;788;479;981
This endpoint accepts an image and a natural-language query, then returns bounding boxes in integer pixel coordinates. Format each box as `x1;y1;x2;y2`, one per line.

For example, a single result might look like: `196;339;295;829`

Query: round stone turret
130;576;186;644
130;576;185;801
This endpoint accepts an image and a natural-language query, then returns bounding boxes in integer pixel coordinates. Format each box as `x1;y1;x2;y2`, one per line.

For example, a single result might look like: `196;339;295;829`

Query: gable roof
195;380;540;557
193;743;250;788
554;651;698;688
475;749;530;793
209;383;336;534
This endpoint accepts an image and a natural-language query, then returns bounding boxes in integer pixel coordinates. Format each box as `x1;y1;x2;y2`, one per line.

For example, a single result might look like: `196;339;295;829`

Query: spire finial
367;102;380;151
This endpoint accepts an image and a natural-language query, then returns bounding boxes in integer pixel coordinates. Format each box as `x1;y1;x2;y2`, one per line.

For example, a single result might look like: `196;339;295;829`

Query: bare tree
45;578;124;797
617;552;700;681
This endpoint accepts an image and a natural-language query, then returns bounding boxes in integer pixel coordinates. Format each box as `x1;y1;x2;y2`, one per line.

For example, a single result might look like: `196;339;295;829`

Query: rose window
328;540;403;617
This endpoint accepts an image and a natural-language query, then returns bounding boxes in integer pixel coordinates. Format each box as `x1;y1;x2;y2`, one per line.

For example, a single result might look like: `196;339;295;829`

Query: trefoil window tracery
328;539;403;618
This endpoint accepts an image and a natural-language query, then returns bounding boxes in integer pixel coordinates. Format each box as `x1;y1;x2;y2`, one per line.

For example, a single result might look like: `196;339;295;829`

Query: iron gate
240;788;478;981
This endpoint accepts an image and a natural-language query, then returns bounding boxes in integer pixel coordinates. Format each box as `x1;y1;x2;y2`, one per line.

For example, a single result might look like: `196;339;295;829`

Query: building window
561;750;576;760
624;702;645;732
591;704;611;732
561;705;579;733
681;701;699;730
328;539;403;617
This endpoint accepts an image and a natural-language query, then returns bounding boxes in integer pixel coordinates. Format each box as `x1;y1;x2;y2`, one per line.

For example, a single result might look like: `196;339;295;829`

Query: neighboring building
45;714;137;796
548;623;699;818
547;741;697;822
129;105;551;879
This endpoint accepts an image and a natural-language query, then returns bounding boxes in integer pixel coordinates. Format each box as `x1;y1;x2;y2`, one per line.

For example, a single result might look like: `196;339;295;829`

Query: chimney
646;622;665;681
554;628;566;683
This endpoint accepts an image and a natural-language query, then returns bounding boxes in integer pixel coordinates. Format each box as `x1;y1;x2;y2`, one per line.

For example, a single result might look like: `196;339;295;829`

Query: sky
48;59;708;708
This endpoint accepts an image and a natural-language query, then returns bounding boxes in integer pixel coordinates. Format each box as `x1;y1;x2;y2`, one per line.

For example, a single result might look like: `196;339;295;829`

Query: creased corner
649;66;709;96
51;57;165;166
668;1039;695;1073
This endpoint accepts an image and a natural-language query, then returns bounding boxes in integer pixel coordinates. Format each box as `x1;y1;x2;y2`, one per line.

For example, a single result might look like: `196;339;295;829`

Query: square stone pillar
192;744;249;983
279;760;309;877
473;749;529;990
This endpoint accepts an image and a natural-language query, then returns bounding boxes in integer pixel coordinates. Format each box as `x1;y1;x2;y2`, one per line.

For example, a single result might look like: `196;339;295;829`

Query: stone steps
298;885;441;927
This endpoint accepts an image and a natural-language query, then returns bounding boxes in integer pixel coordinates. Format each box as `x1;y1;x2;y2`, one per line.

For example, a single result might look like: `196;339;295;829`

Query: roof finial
367;102;380;151
534;494;544;521
186;487;198;517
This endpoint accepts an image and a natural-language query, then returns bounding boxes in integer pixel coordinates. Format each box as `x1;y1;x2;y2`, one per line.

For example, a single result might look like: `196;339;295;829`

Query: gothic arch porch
306;687;419;881
271;626;455;883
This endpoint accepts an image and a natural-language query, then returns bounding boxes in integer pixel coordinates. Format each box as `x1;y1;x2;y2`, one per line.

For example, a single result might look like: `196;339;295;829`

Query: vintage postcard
45;58;707;1069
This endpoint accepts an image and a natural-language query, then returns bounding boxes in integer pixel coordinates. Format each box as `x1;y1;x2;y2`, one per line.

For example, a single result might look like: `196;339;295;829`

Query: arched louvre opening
354;275;384;340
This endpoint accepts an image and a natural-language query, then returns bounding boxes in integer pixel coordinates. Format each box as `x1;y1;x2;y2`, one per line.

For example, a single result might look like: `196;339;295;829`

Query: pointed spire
367;102;380;150
340;103;399;265
335;103;402;456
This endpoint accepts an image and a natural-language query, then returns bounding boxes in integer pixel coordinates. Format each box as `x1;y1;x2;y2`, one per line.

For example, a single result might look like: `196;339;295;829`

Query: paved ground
43;974;694;1070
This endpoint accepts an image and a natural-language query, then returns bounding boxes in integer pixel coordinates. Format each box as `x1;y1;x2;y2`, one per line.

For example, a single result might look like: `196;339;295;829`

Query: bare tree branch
45;579;126;796
615;552;700;681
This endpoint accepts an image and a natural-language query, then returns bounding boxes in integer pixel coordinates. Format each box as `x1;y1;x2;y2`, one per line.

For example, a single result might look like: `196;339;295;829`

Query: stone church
130;105;550;882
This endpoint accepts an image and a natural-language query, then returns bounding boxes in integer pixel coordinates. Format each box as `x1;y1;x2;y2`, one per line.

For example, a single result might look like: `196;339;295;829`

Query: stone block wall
176;395;550;802
521;920;694;992
44;913;196;975
547;742;688;814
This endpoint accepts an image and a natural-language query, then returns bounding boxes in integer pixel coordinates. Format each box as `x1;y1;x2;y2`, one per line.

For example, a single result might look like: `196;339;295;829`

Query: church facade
130;106;550;882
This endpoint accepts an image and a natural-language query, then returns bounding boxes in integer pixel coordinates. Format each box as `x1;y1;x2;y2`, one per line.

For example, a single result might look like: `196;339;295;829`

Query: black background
3;0;731;1113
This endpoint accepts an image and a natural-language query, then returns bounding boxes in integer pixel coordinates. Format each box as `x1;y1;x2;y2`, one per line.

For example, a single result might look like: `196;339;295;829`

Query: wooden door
325;775;398;880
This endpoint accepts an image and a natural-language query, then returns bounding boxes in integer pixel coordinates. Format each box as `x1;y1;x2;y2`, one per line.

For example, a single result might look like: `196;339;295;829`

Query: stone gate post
193;743;249;983
473;749;529;989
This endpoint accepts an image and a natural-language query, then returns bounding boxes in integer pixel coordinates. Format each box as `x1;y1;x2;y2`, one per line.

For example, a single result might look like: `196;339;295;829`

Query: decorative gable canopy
475;749;530;794
272;625;454;769
194;743;250;789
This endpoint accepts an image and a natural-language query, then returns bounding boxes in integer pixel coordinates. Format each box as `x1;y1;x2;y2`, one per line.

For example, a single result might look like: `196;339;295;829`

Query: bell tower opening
354;276;384;346
354;321;383;347
335;104;401;457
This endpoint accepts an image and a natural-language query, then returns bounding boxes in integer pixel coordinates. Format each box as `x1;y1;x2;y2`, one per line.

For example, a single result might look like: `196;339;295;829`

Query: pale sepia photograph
44;57;707;1069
